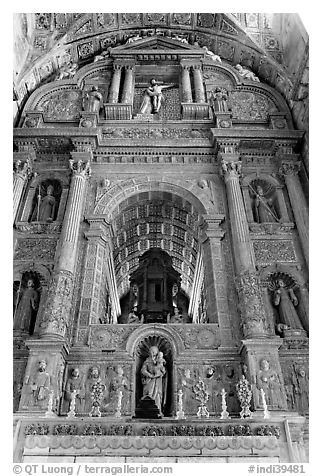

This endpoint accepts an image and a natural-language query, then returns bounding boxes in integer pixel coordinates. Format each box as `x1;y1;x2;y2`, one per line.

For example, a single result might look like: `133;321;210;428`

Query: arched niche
13;270;42;335
260;264;308;335
241;173;290;224
133;333;175;417
19;173;69;223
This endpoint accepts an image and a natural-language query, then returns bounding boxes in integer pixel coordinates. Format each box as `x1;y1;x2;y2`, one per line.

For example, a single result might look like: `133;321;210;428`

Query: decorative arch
241;172;282;188
126;324;184;358
13;262;52;286
94;178;213;218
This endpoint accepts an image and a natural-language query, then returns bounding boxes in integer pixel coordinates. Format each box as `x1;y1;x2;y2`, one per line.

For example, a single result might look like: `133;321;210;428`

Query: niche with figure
268;272;306;337
13;271;42;335
249;179;280;223
29;179;62;222
134;335;173;417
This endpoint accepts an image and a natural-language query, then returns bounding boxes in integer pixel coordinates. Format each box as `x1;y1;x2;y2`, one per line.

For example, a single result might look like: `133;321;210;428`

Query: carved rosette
235;270;269;338
39;271;74;339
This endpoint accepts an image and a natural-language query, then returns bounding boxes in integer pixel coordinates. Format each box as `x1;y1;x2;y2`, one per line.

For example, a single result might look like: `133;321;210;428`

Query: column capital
113;61;124;71
180;60;193;70
85;215;112;240
279;161;301;177
191;63;203;70
217;139;240;161
200;214;225;239
69;159;91;178
221;159;242;180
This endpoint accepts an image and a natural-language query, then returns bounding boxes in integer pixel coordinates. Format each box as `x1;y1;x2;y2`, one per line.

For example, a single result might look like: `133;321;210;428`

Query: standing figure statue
202;46;222;62
13;279;39;333
273;279;303;331
210;87;229;112
256;359;284;409
83;86;103;113
31;184;56;222
253;185;278;223
139;78;174;114
106;365;130;414
64;368;85;414
141;346;167;415
29;360;51;409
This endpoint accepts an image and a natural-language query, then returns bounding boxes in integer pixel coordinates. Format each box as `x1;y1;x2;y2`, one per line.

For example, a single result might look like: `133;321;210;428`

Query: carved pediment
110;36;204;60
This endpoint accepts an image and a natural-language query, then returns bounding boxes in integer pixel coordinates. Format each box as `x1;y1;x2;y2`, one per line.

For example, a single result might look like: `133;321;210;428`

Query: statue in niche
253;185;278;223
29;360;51;408
83;86;103;113
141;346;167;415
293;366;309;415
235;64;260;82
31;184;56;222
202;46;222;62
64;368;86;414
273;279;304;331
13;278;39;333
256;359;284;409
209;87;229;113
206;366;222;414
139;78;174;114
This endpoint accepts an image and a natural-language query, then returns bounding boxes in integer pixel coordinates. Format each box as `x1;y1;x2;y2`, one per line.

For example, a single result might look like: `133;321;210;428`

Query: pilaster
192;64;206;103
108;62;123;103
180;61;192;103
279;160;308;266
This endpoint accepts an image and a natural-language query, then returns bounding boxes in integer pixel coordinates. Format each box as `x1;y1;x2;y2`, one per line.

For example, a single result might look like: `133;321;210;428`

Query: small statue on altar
29;360;51;408
64;368;85;414
167;307;183;323
256;359;284;409
127;306;144;324
83;86;103;113
139;78;174;114
235;64;260;82
209;87;229;112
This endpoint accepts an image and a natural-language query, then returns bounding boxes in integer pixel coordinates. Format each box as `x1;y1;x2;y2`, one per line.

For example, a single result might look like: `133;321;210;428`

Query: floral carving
142;425;166;436
110;425;133;436
78;41;94;59
39;271;74;337
230;91;277;121
253;240;296;264
15;238;57;261
172;13;192;25
82;424;104;436
255;425;280;438
197;13;216;28
227;424;252;436
235;270;269;337
24;423;49;435
121;13;141;25
53;424;77;436
102;128;210;140
236;375;253;418
37;90;83;121
175;325;220;349
146;13;167;25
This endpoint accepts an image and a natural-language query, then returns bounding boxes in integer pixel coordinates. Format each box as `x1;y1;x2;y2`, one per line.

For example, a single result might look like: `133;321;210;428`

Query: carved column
121;64;135;104
241;184;254;223
280;162;309;265
192;64;205;103
39;150;92;339
220;144;269;338
275;185;291;222
200;215;233;344
13;143;35;223
108;63;123;104
181;63;192;103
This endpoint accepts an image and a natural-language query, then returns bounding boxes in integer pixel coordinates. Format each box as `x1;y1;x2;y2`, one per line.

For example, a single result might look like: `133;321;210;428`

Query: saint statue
141;346;167;415
29;360;51;408
64;368;85;414
127;306;144;324
273;279;303;330
139;79;174;114
31;184;56;222
167;307;183;323
210;87;229;112
83;86;103;113
253;185;278;223
256;359;284;409
13;279;39;333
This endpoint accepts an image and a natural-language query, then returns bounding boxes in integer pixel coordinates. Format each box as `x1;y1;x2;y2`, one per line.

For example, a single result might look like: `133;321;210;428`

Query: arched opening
29;179;62;222
134;334;174;417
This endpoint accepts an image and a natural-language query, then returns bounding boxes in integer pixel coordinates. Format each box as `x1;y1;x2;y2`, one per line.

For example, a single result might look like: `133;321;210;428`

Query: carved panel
120;13;142;26
36;90;82;121
89;326;137;350
253;240;296;265
102;127;210;140
96;13;116;29
175;325;221;349
230;91;278;121
13;360;27;412
133;88;181;120
171;13;192;26
15;238;57;261
217;41;235;61
197;13;216;28
77;41;94;59
280;361;308;415
145;13;167;25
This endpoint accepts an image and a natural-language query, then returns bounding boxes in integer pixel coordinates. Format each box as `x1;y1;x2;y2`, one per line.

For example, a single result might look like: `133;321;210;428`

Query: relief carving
15;238;57;261
256;359;285;410
253;240;296;264
230;91;277;121
37;90;82;120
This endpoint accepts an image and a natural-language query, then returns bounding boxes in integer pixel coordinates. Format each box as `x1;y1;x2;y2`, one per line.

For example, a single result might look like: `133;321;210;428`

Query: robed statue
139;79;174;114
140;346;167;415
